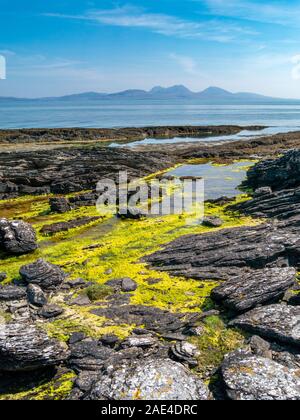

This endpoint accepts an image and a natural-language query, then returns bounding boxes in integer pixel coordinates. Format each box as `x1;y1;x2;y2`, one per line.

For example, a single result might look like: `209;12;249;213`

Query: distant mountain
0;86;298;104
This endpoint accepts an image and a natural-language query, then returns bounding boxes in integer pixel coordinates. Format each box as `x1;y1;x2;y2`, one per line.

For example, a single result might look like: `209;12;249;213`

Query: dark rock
40;216;102;235
88;358;209;400
100;334;119;347
170;341;200;367
0;273;7;282
121;278;138;292
65;278;87;289
27;284;47;307
20;259;67;291
121;335;158;349
68;339;116;373
68;295;91;306
230;304;300;348
38;304;64;319
117;207;148;220
202;216;223;228
222;349;300;400
74;371;99;393
69;332;86;345
0;219;37;255
248;335;273;359
0;323;69;372
49;197;71;214
253;186;272;197
211;267;296;312
0;285;26;301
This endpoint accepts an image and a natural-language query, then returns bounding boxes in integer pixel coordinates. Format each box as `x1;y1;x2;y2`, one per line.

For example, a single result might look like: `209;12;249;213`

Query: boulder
202;216;223;228
222;350;300;400
38;304;64;319
27;284;47;307
0;285;27;301
0;219;37;255
230;304;300;348
49;197;71;214
121;278;138;292
0;323;69;372
69;339;116;373
170;341;200;367
20;259;67;291
211;267;296;312
88;358;209;400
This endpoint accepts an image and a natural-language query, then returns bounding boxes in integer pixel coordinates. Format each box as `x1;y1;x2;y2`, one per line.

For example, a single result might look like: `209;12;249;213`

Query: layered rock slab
20;259;66;290
0;219;37;255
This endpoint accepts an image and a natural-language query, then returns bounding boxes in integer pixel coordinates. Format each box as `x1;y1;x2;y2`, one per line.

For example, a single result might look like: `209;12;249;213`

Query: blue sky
1;0;300;97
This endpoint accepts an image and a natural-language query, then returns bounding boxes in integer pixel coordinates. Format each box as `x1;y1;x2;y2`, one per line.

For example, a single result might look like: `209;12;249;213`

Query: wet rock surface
0;219;37;255
88;358;210;401
20;259;67;290
0;323;69;372
211;267;296;312
222;349;300;400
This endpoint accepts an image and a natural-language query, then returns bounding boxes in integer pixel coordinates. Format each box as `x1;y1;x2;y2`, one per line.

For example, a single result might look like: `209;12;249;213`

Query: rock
170;342;200;367
0;323;69;372
69;295;91;306
117;207;148;220
65;278;87;289
202;216;223;228
253;186;272;197
121;278;138;292
230;305;300;348
27;284;47;307
40;216;102;235
121;335;158;349
222;350;300;400
211;267;296;312
38;304;64;319
69;332;86;345
0;285;27;301
75;371;99;393
0;273;7;282
88;358;209;400
248;335;273;359
69;339;116;373
0;219;37;255
100;334;120;348
49;197;71;214
20;259;67;291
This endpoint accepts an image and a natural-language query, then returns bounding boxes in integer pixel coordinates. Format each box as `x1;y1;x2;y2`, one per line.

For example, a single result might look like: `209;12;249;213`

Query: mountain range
0;86;299;104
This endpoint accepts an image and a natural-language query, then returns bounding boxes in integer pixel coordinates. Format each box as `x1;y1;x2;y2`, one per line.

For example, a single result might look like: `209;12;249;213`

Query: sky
1;0;300;98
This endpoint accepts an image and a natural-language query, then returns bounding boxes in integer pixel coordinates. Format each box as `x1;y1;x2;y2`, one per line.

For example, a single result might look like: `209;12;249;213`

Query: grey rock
121;335;158;349
69;295;91;306
0;323;69;372
248;335;272;359
211;267;296;312
0;285;27;301
69;332;86;345
121;278;138;292
20;259;66;290
170;342;200;367
100;334;119;347
202;216;223;228
27;284;47;307
38;304;64;319
253;186;272;197
0;218;37;255
222;350;300;400
117;207;148;220
230;304;300;348
88;358;209;400
69;339;115;373
49;197;71;214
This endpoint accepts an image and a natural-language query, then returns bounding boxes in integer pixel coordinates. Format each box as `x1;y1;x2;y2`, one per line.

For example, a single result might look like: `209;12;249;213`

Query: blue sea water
2;101;300;130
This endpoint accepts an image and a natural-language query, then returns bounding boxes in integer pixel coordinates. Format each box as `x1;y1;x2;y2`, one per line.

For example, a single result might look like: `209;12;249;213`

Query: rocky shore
0;127;300;400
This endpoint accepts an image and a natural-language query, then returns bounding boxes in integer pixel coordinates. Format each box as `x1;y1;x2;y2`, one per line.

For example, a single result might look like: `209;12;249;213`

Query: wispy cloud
169;53;198;75
202;0;300;26
45;5;257;43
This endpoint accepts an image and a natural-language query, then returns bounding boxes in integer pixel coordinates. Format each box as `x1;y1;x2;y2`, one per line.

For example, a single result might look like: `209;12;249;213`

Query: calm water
2;101;300;129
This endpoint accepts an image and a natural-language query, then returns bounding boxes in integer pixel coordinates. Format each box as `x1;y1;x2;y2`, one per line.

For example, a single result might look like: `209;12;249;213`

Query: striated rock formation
88;358;209;400
222;350;300;400
40;216;102;235
230;305;300;348
0;285;27;301
0;219;37;255
0;323;69;372
26;284;47;307
20;259;67;291
211;267;296;312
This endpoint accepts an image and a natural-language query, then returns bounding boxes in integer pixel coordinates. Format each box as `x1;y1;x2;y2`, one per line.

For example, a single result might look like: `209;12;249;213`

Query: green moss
0;372;75;401
85;284;113;302
190;316;245;379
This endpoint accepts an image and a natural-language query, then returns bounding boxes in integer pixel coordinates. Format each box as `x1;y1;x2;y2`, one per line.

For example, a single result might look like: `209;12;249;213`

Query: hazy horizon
1;0;300;98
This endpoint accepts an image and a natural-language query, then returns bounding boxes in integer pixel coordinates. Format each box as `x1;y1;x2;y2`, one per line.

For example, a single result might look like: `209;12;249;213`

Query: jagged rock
211;267;296;312
253;186;272;197
0;323;69;372
68;339;116;373
20;259;67;291
40;216;102;235
222;350;300;400
0;273;7;282
230;305;300;348
170;342;200;367
121;335;158;349
121;278;138;292
49;197;71;214
27;284;47;307
88;358;209;400
0;285;27;301
38;304;64;319
202;216;223;228
145;223;300;280
248;336;272;359
0;219;37;255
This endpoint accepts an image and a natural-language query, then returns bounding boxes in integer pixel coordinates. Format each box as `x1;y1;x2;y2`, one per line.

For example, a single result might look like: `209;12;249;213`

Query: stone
253;186;272;197
211;267;296;312
202;216;223;228
0;273;7;282
121;335;158;349
100;334;119;347
0;285;27;301
20;259;66;290
38;304;64;319
68;332;86;345
117;207;148;220
88;358;209;400
49;197;71;214
121;278;138;292
248;336;273;359
27;284;47;307
0;219;37;255
69;295;91;306
230;304;300;348
222;350;300;400
170;341;200;367
69;339;116;373
40;217;101;235
0;323;69;372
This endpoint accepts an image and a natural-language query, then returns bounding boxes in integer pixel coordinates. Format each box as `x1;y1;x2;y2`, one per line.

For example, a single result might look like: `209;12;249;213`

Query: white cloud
45;5;257;43
169;53;198;75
